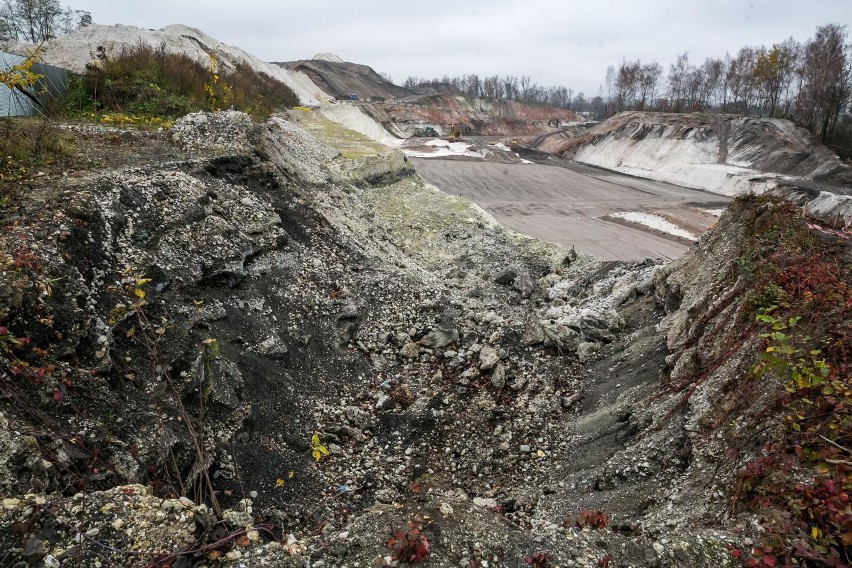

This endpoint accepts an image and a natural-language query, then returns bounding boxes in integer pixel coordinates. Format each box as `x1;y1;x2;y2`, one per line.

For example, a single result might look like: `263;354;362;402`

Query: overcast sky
72;0;850;96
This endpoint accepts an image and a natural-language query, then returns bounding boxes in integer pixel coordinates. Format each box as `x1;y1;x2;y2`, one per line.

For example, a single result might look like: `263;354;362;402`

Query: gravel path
412;158;731;261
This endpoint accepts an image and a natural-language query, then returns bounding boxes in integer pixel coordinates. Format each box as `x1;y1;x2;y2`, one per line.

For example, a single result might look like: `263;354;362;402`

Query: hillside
1;23;329;105
0;106;848;566
281;56;415;101
548;111;852;198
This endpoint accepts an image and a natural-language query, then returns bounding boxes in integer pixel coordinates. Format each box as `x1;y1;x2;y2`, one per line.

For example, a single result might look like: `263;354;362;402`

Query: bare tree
465;73;481;98
0;0;89;42
519;75;533;101
638;62;662;109
552;85;572;109
403;76;420;89
797;23;851;140
504;75;519;100
667;52;691;112
491;75;505;100
700;58;725;109
753;43;798;117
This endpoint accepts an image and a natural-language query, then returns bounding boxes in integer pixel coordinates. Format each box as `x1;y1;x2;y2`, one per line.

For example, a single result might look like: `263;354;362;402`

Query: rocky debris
0;485;297;567
1;110;836;566
417;326;459;350
494;264;535;296
172;111;260;155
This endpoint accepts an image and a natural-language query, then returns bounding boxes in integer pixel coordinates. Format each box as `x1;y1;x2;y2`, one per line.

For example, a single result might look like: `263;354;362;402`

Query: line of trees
403;73;584;111
604;23;852;152
0;0;91;43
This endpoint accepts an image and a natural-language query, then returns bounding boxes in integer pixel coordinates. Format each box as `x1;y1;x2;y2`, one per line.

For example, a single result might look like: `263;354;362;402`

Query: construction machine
447;123;460;143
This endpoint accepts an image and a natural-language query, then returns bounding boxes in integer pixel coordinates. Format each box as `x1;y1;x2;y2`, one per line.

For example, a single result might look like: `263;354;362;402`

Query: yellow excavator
447;123;460;143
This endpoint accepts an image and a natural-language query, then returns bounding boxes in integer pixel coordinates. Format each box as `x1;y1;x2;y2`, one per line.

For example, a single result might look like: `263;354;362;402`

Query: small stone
522;323;545;346
376;394;396;411
494;265;519;285
644;548;659;564
478;346;500;371
520;445;532;453
2;498;21;510
473;497;497;509
491;363;506;388
418;327;459;349
249;491;258;499
400;343;420;359
225;549;242;560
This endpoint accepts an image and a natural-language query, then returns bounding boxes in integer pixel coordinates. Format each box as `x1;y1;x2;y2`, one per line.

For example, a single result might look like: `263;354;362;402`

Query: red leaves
743;546;779;568
524;552;549;568
571;509;610;529
387;522;430;564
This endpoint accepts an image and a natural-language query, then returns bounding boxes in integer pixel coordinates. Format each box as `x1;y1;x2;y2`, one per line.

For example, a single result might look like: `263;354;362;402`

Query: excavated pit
0;111;848;568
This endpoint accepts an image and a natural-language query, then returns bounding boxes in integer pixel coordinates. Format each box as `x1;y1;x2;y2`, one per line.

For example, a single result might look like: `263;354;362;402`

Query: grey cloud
71;0;852;95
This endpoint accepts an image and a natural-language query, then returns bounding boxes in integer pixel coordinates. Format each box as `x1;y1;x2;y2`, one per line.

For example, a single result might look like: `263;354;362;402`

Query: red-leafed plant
386;522;431;564
570;509;610;529
524;551;549;568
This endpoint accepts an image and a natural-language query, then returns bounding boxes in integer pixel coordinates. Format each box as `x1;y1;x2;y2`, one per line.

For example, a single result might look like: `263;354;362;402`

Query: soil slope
1;24;328;105
0;110;849;567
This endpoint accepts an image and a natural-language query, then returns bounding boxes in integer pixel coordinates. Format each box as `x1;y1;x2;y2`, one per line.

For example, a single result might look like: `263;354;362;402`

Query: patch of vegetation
61;42;298;123
730;195;851;566
0;117;73;188
386;521;430;564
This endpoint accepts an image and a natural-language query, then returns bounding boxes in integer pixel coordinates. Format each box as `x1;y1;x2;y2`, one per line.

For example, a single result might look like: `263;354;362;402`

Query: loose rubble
0;110;845;567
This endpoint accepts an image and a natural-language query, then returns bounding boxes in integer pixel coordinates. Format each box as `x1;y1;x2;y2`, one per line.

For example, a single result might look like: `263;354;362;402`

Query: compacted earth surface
411;157;730;261
0;109;849;568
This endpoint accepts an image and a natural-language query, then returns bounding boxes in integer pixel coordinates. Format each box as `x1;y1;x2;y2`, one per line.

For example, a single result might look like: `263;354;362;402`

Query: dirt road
411;158;731;261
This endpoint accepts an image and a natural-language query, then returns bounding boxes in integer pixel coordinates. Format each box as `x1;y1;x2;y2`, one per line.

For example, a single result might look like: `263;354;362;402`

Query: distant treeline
402;74;590;113
604;23;852;156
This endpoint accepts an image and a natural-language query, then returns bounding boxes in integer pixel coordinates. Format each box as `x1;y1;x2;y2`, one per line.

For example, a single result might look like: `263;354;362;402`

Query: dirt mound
281;59;414;102
1;23;327;105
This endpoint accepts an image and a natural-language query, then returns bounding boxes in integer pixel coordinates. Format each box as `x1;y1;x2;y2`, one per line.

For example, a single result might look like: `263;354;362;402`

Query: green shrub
63;41;299;122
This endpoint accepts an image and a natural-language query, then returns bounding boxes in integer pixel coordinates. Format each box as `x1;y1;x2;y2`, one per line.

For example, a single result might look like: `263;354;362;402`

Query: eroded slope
0;111;847;568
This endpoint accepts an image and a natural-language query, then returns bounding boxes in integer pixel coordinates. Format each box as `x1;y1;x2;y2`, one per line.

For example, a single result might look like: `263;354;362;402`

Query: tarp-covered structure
0;50;68;117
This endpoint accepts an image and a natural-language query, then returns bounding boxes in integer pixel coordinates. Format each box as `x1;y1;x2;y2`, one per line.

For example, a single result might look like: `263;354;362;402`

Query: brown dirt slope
281;59;415;101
